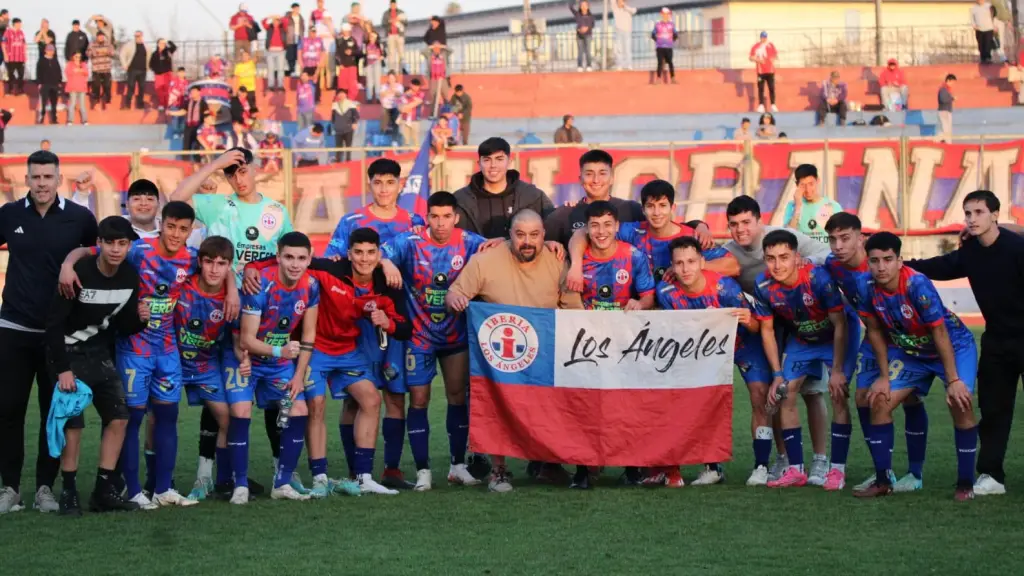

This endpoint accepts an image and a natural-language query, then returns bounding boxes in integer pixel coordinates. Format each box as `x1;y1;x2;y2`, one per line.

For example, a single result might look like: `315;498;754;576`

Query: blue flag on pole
397;127;433;216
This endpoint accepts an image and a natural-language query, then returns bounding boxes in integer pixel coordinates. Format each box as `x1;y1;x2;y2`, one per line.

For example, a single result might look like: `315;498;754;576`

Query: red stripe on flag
469;377;733;467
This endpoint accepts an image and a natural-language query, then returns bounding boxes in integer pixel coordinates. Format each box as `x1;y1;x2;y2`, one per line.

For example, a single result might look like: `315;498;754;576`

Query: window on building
711;17;725;47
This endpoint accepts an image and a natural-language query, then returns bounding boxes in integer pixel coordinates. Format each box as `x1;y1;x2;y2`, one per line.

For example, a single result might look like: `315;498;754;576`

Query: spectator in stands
757;113;776;138
182;86;209;160
64;20;89;62
286;3;305;76
40;138;51;151
85;15;113;47
65;52;89;125
570;1;595;72
611;0;637;70
296;70;316;130
554;114;583;144
422;16;449;68
225;120;259;151
816;71;848;126
331;91;359;162
300;26;325;102
86;32;114;110
311;0;327;24
734;117;753;141
0;10;8;73
204;54;228;80
878;58;908;111
431;115;453;159
231;86;258;128
381;0;407;74
233;49;258;107
260;131;284;173
380;70;403;135
345;3;369;48
167;67;189;137
263;14;288;92
427;43;448;115
971;0;995;64
398;78;425;146
938;73;956;143
750;31;778;113
292;123;326;167
3;18;27;96
230;4;258;61
33;18;55;55
199;114;223;157
778;132;788;140
0;108;12;154
150;39;178;112
120;31;148;110
450;83;472;145
652;7;677;84
363;30;385;103
316;9;335;90
783;164;842;244
35;44;61;125
336;23;360;101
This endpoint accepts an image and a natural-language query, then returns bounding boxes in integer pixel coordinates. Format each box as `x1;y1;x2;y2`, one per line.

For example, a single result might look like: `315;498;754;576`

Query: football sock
830;422;852;468
407;407;430;470
753;426;773;468
143;450;156;494
95;468;114;493
903;403;928;479
382;417;404;469
61;470;77;492
228;417;250;488
151;403;180;495
265;408;281;459
857;405;873;451
340;423;355;477
122;409;146;498
354;447;375;477
782;427;803;469
309;457;327;478
447;403;469;466
274;415;307;489
954;426;977;486
198;406;218;460
870;422;895;486
215;447;232;486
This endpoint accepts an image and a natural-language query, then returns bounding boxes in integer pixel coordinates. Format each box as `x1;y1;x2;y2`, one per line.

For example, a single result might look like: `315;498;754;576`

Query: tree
445;2;462;16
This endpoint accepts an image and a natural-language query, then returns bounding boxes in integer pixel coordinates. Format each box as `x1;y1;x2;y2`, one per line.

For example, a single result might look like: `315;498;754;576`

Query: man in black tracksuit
64;20;89;62
35;44;62;125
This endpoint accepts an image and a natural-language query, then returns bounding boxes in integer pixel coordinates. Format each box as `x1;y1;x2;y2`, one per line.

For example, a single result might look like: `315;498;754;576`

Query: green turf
2;331;1024;575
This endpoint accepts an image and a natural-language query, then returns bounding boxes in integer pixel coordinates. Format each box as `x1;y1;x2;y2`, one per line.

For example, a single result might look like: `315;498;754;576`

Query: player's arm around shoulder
115;271;148;337
376;268;413;341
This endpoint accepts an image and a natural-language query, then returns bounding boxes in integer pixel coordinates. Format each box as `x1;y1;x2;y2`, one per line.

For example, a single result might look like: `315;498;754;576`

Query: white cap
661;7;670;13
239;3;247;11
340;22;352;32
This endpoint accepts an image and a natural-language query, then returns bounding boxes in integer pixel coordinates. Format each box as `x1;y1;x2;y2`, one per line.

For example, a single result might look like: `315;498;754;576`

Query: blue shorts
735;341;771;386
309;349;373;400
220;348;252;405
782;319;861;386
854;340;879;390
887;343;978;397
403;345;467;389
183;370;224;406
229;362;299;409
117;352;183;408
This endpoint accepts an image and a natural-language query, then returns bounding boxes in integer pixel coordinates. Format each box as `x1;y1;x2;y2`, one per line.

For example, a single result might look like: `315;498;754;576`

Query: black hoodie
453;169;554;239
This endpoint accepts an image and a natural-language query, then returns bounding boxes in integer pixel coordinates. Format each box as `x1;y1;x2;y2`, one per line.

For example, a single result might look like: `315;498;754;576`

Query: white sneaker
807;457;829;486
586;66;593;72
974;474;1007;496
447;464;482;486
129;492;159;511
746;465;769;486
488;468;514;493
34;486;59;512
0;487;24;514
756;104;766;113
358;474;399;495
271;483;311;501
309;475;331;499
229;486;250;505
153;489;199;507
771;104;779;113
577;67;584;72
414;469;432;492
691;466;724;486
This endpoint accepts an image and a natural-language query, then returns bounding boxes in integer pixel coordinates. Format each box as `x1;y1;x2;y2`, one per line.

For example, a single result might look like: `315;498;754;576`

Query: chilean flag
467;302;735;467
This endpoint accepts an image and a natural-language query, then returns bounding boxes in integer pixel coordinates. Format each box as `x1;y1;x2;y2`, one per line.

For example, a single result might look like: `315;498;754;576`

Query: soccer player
380;192;488;490
656;236;774;487
852;232;979;501
45;217;146;515
59;202;231;509
171;147;295;487
824;213;928;493
176;236;252;501
568;200;655;489
753;230;858;489
238;232;319;502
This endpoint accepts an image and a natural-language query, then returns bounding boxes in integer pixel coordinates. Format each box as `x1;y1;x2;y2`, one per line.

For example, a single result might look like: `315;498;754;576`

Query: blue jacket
46;381;93;458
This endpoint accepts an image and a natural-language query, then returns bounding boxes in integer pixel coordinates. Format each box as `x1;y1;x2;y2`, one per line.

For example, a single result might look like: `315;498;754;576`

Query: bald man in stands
445;209;582;493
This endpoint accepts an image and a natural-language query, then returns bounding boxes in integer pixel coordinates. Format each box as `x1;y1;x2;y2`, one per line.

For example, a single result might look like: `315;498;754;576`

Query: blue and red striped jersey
382;228;486;351
240;266;320;367
175;276;233;377
854;266;974;358
618;221;730;278
324;205;425;258
656;270;761;351
106;237;198;356
752;263;847;344
825;253;870;311
580;241;655;310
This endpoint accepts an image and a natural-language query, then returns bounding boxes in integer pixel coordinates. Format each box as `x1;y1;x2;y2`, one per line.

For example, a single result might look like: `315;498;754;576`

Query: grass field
2;331;1024;575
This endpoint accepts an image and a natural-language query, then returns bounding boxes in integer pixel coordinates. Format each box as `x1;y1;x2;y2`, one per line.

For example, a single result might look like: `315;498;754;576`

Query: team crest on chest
900;304;914;319
802;292;815;306
175;268;187;283
210;309;224;323
451;254;464;271
261;213;277;229
294;300;307;315
615;269;630;285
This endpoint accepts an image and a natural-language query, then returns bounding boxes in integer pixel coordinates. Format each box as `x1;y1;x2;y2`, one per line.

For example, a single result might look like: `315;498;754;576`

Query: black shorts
60;346;130;429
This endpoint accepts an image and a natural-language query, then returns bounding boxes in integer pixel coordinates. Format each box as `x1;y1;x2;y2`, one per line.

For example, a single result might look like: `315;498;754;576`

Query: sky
9;0;525;41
